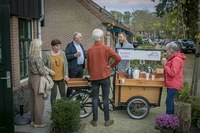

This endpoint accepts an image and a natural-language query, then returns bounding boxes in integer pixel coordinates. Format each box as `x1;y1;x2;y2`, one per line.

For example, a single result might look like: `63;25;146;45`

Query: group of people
28;28;185;128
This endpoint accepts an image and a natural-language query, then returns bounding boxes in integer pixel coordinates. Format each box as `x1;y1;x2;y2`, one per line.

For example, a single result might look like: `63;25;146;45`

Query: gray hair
165;42;179;52
73;32;81;40
92;29;104;41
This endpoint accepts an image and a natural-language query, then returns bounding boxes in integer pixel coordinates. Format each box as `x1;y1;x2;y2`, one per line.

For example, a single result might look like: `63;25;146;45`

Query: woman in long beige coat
28;39;55;128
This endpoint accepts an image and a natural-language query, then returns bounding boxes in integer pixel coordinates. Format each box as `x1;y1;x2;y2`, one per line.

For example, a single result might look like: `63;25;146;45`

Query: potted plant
155;114;180;133
13;88;31;125
51;99;80;133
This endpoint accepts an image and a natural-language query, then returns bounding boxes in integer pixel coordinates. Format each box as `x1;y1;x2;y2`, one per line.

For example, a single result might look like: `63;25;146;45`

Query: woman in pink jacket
162;42;186;114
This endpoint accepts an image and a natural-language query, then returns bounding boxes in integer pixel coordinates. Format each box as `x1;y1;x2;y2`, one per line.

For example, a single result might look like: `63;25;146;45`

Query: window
19;19;32;79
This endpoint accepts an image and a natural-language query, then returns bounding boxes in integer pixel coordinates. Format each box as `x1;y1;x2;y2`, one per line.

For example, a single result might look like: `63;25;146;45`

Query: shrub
136;34;142;44
51;99;80;133
175;81;200;128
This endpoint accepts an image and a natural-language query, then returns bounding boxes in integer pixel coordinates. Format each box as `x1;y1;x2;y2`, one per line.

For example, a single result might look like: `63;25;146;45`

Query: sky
92;0;160;13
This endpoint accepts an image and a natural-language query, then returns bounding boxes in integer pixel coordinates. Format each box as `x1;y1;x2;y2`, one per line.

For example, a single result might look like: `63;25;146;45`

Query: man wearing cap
87;29;121;127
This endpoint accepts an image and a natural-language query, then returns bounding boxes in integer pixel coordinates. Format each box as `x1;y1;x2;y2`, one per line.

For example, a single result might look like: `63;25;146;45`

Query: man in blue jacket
65;32;86;97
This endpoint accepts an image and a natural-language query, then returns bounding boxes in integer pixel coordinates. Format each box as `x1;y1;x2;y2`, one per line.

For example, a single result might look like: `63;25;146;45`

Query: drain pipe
38;0;44;40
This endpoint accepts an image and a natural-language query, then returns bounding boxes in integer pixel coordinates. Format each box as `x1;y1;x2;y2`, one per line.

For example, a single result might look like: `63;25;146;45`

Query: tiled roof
77;0;131;32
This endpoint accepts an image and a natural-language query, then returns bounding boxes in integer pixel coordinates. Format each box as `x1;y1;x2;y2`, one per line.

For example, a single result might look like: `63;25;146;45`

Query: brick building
42;0;132;50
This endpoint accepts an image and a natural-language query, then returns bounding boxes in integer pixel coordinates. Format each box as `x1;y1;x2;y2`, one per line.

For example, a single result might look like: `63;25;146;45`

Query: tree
152;0;200;96
152;0;198;40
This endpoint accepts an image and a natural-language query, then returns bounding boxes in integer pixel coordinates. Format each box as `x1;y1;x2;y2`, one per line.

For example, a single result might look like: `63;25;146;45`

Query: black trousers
67;65;83;97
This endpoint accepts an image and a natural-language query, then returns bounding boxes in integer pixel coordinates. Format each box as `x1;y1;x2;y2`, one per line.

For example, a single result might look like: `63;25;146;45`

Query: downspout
38;0;44;40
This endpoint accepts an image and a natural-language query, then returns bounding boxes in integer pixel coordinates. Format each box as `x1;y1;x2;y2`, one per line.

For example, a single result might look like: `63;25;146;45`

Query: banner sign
118;49;161;61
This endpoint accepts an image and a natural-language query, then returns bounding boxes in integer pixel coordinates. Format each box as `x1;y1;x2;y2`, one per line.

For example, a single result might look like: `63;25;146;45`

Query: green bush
175;81;191;103
136;34;142;44
51;99;80;133
189;96;200;128
175;81;200;128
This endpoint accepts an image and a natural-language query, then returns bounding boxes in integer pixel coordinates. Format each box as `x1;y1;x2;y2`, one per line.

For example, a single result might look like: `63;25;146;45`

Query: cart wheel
126;96;150;119
70;90;92;118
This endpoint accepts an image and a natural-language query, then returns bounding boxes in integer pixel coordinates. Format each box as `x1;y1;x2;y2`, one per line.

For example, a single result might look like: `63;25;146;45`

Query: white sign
118;49;161;61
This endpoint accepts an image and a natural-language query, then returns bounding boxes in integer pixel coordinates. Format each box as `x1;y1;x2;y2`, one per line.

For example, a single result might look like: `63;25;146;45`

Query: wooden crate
65;78;90;88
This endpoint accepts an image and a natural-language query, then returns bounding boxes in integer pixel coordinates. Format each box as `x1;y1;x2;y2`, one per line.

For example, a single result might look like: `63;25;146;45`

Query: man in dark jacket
65;32;86;97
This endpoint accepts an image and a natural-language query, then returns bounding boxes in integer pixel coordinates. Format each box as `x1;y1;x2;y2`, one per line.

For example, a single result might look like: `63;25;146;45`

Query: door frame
0;5;14;133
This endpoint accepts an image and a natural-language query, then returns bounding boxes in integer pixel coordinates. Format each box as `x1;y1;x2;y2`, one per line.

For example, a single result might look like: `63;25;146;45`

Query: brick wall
33;20;38;38
10;16;20;90
41;0;107;51
10;17;39;91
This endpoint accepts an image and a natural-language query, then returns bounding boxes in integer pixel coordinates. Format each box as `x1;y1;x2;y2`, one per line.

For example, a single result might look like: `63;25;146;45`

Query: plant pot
160;128;173;133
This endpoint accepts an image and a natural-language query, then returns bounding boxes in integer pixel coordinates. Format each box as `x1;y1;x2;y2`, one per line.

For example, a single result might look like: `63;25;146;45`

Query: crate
65;78;90;88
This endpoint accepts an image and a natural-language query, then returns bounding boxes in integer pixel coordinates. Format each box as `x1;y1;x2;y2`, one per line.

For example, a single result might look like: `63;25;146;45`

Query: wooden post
174;102;191;133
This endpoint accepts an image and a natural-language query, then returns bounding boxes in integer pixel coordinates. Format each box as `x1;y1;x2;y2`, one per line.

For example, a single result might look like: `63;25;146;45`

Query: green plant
175;81;191;103
136;34;142;44
51;99;80;133
13;88;30;114
189;96;200;128
175;81;200;128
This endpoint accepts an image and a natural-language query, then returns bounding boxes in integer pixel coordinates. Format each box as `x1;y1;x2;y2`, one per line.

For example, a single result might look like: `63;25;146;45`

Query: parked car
142;37;149;44
177;39;196;54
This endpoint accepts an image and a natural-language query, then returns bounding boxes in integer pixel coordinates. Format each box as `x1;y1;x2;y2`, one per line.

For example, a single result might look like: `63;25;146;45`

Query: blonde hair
29;39;42;55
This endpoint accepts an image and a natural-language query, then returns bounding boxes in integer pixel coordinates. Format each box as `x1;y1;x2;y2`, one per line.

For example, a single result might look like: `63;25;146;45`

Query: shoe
90;120;97;126
105;120;114;126
33;123;47;128
154;125;161;130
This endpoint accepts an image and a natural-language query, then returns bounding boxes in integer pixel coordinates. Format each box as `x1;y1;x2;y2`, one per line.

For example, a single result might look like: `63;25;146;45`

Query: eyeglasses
53;44;61;47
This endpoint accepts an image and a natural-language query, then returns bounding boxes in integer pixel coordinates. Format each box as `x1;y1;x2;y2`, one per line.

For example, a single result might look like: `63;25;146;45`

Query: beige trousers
29;74;45;125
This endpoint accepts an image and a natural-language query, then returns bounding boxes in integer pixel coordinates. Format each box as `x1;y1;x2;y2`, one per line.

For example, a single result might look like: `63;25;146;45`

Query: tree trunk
174;102;191;133
191;41;200;96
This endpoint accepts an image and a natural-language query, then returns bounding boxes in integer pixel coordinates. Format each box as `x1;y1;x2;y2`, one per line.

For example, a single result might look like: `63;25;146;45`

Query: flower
155;114;180;129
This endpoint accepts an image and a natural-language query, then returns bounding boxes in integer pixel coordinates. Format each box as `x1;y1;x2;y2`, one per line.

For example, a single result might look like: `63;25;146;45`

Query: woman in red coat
162;42;186;114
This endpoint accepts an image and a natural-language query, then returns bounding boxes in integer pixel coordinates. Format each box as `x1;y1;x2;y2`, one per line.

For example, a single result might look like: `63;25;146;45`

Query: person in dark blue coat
65;32;86;97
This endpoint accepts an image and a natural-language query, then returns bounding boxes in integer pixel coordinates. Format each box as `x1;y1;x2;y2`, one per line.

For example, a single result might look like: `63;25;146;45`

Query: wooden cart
114;69;164;119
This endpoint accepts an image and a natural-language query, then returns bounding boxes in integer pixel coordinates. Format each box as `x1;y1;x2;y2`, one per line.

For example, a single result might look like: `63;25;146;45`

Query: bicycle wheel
99;97;114;111
126;96;150;119
70;90;92;118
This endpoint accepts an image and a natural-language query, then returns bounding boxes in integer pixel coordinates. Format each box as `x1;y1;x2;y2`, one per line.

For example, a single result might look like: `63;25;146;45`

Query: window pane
19;21;25;38
24;41;30;58
25;59;29;76
19;41;24;59
20;61;24;78
28;22;31;38
19;19;32;79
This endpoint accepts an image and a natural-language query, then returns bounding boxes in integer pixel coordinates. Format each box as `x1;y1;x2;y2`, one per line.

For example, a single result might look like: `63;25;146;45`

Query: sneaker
105;120;114;126
90;120;97;126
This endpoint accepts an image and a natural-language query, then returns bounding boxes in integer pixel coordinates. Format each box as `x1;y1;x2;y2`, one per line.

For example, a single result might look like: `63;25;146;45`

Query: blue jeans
166;88;178;114
91;77;110;121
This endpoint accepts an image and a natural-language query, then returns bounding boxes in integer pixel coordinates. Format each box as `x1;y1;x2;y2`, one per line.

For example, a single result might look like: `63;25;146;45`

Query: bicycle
66;75;114;119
